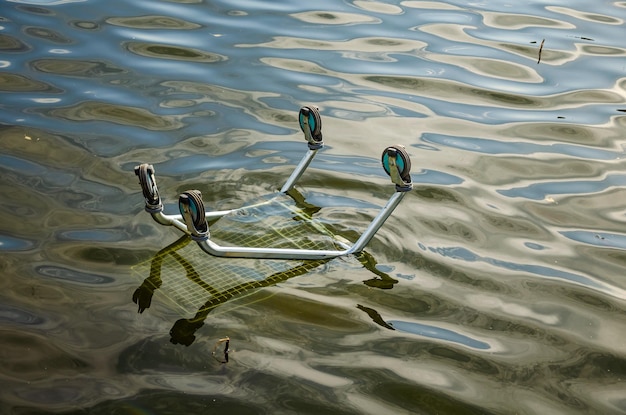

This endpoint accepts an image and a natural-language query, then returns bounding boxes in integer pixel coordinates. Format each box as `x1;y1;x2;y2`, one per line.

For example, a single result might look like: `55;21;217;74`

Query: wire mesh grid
131;196;340;315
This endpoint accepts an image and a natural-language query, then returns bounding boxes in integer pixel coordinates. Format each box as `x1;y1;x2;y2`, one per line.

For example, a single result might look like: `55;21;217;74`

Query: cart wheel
135;164;161;207
381;145;412;183
299;105;323;144
179;190;208;236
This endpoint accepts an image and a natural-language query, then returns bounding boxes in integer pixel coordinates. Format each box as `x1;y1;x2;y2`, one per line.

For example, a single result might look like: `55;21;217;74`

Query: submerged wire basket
131;194;339;315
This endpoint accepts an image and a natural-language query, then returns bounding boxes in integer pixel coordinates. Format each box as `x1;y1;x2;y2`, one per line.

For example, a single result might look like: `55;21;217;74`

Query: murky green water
1;0;626;414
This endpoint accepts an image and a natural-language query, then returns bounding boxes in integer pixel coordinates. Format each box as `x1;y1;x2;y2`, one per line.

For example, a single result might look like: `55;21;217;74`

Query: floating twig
537;39;545;64
212;336;230;363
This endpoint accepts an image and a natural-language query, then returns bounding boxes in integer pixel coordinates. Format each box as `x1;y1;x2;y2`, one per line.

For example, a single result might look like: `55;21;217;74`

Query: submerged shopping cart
134;105;413;260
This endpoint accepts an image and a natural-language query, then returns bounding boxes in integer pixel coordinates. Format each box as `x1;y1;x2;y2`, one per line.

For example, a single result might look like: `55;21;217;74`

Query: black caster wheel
179;190;208;239
381;145;412;188
135;163;162;209
299;105;323;147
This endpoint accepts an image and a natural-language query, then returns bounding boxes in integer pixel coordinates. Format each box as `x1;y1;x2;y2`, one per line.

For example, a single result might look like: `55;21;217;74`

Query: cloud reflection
425;244;619;296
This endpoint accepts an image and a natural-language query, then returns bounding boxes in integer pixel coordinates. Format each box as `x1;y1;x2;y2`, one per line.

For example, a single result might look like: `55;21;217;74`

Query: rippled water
1;0;626;413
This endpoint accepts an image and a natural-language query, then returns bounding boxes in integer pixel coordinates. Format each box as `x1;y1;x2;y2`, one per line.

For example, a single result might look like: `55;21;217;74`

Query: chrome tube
348;191;407;253
196;238;350;260
186;190;405;259
147;207;236;226
148;210;189;233
280;148;319;193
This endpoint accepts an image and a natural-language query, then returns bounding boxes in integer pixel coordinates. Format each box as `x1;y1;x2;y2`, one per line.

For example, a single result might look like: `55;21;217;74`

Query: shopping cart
133;105;413;260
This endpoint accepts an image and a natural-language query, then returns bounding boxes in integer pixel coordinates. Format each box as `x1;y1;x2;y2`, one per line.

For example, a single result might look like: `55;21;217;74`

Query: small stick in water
537;39;545;64
212;336;230;363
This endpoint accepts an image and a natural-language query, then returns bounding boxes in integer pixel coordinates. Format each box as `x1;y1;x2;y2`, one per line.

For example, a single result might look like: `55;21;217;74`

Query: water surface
1;0;626;414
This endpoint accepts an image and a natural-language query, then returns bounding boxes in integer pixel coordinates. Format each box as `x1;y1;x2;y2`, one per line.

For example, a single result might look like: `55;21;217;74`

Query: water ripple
0;305;45;326
2;0;626;413
0;72;59;92
106;15;202;30
389;319;491;350
292;11;380;26
124;41;226;63
0;234;35;251
31;58;126;76
499;173;626;201
35;265;115;284
47;101;184;130
421;243;623;298
0;33;33;52
423;133;621;160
